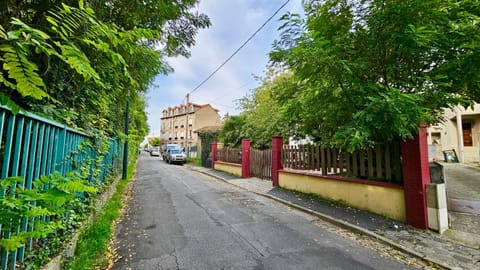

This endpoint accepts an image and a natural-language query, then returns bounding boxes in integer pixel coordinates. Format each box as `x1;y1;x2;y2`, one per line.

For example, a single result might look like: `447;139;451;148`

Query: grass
64;160;136;270
186;156;201;166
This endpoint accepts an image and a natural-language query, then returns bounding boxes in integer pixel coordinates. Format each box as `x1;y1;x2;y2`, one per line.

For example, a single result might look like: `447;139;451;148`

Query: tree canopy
0;0;210;150
220;69;293;149
269;0;480;151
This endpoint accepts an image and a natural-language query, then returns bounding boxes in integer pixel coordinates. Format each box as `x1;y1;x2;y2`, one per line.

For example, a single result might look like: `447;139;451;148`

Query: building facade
160;103;222;152
427;104;480;164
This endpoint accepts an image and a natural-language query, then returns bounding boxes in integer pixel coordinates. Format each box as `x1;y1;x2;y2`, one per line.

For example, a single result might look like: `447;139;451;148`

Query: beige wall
279;171;406;221
160;104;221;148
427;104;480;163
214;161;241;177
194;106;221;129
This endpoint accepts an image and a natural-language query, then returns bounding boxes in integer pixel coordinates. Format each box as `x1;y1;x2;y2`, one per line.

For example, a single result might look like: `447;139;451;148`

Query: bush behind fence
0;106;124;269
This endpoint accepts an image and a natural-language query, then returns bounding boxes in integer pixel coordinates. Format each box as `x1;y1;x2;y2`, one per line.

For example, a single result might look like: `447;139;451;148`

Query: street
112;153;416;270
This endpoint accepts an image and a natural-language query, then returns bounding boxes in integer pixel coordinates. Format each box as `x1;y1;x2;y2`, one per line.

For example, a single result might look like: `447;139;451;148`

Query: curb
192;167;454;270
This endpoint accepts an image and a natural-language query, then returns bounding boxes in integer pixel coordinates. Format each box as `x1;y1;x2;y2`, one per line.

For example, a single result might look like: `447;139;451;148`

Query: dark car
165;148;186;164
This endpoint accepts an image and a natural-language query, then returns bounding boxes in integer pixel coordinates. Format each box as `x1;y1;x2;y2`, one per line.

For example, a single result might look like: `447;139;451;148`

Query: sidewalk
186;164;480;270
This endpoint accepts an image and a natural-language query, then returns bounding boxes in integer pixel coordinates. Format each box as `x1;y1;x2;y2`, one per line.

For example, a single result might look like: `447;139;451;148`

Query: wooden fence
216;147;242;164
282;142;402;183
250;148;272;180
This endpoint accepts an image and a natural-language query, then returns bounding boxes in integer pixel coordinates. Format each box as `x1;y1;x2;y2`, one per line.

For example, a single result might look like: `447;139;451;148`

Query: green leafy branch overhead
269;0;480;150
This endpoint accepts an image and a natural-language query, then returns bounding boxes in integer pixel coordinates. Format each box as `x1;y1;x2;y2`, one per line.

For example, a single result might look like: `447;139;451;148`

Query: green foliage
150;137;160;147
270;0;480;151
0;19;53;99
0;172;97;252
1;0;211;157
186;157;201;166
65;155;137;270
221;69;293;149
220;115;247;148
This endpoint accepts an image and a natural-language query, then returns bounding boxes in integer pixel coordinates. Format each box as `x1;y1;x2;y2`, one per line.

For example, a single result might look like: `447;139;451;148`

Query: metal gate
249;148;272;180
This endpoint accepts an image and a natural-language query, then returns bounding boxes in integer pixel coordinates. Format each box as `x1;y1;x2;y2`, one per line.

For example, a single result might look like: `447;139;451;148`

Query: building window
189;119;193;126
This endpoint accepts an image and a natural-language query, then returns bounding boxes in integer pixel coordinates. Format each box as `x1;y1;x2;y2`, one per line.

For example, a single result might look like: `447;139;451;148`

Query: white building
427;104;480;164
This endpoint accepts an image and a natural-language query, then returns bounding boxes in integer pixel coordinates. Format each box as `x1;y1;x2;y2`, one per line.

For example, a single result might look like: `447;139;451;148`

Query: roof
162;103;219;113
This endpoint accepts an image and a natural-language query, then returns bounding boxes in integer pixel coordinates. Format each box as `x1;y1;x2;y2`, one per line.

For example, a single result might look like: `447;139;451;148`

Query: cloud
146;0;305;135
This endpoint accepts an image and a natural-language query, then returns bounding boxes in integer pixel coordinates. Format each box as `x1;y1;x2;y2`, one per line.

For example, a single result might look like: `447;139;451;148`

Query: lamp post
122;101;129;180
185;93;190;158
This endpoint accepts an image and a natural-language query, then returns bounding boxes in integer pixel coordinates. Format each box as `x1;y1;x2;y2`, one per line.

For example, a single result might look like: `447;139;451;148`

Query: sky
145;0;304;137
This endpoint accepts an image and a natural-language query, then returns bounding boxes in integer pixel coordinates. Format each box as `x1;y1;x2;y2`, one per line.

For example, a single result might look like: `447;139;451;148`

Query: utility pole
185;93;189;158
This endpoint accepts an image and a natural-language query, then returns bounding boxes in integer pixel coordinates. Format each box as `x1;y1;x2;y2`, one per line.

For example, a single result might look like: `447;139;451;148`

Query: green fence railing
0;105;124;269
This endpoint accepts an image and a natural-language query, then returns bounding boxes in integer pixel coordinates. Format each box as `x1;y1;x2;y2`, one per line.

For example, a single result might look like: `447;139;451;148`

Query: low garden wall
213;161;242;177
279;170;406;221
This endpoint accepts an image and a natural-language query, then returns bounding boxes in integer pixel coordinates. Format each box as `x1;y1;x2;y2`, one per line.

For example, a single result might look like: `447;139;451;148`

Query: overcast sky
145;0;304;136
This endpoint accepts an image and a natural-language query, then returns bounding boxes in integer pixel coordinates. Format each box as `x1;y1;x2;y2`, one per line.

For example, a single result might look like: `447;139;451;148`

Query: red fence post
242;139;250;178
211;141;218;169
271;136;283;186
401;126;430;229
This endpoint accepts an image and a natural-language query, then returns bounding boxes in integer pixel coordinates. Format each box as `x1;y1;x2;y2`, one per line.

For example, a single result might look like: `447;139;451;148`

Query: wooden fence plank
376;145;383;179
385;145;392;181
367;149;374;177
352;152;358;176
320;146;326;175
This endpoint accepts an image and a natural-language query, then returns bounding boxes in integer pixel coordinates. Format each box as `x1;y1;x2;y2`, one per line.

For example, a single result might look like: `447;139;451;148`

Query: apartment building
160;103;222;150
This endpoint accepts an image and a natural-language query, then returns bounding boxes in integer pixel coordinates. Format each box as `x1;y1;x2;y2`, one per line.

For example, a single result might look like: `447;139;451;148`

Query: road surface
112;153;417;269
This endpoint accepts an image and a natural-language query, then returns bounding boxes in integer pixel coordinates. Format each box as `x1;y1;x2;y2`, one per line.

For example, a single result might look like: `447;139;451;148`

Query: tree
221;69;293;149
0;0;210;149
220;115;247;148
150;137;161;147
271;0;480;151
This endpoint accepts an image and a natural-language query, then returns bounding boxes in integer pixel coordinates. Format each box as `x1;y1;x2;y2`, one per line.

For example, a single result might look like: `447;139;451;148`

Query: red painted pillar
401;127;430;229
271;136;283;187
211;141;218;169
242;139;250;178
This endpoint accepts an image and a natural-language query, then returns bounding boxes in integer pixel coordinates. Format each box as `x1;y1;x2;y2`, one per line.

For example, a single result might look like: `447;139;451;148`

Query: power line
187;0;290;95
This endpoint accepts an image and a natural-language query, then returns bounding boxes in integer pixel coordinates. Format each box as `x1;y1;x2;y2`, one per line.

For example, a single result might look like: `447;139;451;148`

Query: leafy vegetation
220;70;296;149
186;156;201;166
0;172;96;257
150;137;161;147
268;0;480;151
64;155;137;270
1;0;210;151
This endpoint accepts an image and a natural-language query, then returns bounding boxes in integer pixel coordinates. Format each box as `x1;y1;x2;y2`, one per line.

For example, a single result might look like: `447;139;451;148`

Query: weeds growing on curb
64;160;136;270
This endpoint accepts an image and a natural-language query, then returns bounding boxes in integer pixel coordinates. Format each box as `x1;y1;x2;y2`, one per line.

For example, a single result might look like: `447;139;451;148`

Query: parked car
165;148;186;164
150;147;160;156
162;144;182;160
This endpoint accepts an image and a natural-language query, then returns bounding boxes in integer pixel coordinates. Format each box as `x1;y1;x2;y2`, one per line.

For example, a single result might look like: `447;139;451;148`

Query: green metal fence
0;105;124;269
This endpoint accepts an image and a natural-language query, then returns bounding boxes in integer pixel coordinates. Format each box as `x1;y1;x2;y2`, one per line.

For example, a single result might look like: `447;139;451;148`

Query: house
160;103;221;155
427;104;480;164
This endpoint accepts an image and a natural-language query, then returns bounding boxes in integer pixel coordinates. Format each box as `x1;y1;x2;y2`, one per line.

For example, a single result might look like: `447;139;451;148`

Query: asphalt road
112;153;414;270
